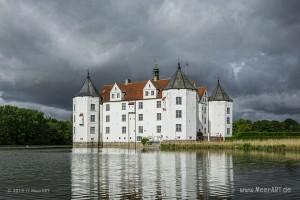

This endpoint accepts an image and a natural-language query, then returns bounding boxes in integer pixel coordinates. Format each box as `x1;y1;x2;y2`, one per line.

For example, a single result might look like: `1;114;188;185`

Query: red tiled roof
100;79;169;102
100;79;206;102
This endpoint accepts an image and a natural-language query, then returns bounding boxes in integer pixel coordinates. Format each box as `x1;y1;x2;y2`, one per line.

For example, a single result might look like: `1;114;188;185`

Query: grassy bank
232;132;300;140
160;139;300;152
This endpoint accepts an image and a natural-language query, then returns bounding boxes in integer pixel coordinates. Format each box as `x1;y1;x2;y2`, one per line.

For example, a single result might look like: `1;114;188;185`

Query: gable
143;80;157;98
100;79;169;102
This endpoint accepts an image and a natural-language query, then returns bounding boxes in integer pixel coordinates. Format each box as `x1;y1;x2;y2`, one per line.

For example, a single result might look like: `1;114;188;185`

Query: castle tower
162;62;199;140
208;80;233;139
152;64;160;81
73;72;100;147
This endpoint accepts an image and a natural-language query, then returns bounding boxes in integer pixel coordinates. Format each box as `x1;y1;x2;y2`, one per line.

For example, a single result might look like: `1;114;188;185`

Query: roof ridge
209;80;232;102
75;74;98;97
164;63;196;90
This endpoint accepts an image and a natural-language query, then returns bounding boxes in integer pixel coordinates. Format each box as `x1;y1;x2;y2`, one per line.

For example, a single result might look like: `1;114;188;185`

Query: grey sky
0;0;299;121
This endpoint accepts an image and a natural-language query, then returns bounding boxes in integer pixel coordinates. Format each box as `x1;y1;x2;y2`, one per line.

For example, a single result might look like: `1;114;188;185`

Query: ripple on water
0;149;300;199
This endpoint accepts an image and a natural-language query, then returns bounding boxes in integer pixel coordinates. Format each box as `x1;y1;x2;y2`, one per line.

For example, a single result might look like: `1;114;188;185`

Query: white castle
72;63;233;146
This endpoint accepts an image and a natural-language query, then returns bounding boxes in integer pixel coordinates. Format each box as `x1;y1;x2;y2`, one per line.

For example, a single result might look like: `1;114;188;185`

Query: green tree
0;105;72;145
283;118;299;132
233;119;252;134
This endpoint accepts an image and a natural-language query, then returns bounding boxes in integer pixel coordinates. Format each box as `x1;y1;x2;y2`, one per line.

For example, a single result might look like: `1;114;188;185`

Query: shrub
141;138;149;146
233;132;300;140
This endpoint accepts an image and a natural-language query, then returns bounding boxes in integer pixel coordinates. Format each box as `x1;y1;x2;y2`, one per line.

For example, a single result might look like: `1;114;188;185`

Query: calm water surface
0;148;299;199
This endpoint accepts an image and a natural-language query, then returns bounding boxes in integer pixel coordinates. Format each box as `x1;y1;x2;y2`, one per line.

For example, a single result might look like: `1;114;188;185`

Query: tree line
0;105;72;145
233;118;300;134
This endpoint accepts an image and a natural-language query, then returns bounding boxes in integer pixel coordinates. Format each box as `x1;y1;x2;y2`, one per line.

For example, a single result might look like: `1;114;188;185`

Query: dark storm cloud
0;0;299;121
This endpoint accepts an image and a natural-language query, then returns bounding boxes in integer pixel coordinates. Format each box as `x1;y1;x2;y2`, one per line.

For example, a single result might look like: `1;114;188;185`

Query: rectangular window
112;94;115;99
117;93;120;98
227;117;230;124
151;90;154;95
204;128;206;134
176;110;182;118
122;103;126;110
227;107;230;114
106;104;110;111
90;115;95;122
204;117;206;124
156;101;161;108
204;107;206;114
79;114;84;126
91;104;95;111
73;104;76;111
73;115;75;122
176;97;182;105
106;115;110;122
137;136;142;141
122;114;126;122
138;126;143;133
138;102;143;109
138;114;143;121
90;127;95;134
157;113;161;121
157;125;161;133
176;124;182;132
106;127;110;134
145;91;149;96
122;126;126;134
227;128;230;135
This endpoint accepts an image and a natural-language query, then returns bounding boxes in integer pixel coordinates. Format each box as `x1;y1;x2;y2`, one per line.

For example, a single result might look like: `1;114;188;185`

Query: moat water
0;148;299;199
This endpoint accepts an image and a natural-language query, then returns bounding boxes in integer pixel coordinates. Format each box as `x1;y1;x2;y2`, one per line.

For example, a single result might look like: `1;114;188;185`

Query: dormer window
110;84;123;101
143;80;157;99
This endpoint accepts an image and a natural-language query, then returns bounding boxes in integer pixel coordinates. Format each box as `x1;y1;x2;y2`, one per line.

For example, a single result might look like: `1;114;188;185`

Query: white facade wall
208;101;233;137
102;98;163;142
186;90;199;140
73;96;100;143
198;93;209;136
162;89;198;140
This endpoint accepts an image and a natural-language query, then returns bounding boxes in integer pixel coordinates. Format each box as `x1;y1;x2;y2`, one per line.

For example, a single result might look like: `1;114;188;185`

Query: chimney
125;79;131;85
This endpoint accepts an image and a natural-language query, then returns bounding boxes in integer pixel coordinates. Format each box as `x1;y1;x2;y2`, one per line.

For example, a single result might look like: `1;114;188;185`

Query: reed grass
160;139;300;152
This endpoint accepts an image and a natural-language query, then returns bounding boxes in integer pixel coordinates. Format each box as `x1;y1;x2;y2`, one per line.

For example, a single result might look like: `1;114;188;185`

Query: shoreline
1;138;300;153
160;139;300;152
0;145;72;150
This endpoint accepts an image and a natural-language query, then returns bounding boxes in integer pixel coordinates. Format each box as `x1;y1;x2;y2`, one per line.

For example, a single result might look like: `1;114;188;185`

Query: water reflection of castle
71;149;234;199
